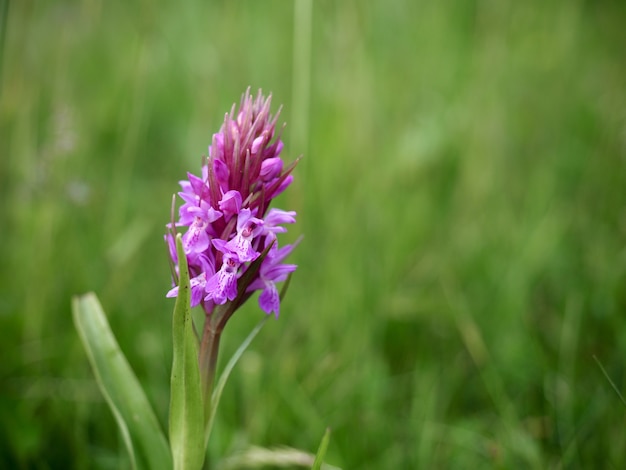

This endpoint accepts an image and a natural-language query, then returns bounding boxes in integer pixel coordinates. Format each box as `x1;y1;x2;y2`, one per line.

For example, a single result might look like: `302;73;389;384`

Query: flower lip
205;253;240;305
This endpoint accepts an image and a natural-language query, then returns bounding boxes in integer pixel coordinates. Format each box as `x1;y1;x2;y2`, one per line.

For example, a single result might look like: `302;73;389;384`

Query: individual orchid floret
167;272;208;306
218;190;242;220
205;253;240;305
182;217;210;254
258;281;280;318
247;234;298;317
224;208;263;262
177;173;217;226
263;209;296;235
166;252;214;307
260;157;283;181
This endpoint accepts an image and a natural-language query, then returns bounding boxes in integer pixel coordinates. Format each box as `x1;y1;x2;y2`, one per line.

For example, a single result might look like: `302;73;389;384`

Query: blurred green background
1;0;625;468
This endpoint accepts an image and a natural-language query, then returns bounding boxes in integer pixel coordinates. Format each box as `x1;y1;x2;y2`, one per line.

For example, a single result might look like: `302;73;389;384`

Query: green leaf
204;315;268;449
169;234;205;470
311;428;331;470
72;293;172;470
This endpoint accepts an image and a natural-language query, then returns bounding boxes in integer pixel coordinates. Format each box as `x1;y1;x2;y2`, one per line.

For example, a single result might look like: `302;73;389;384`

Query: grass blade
593;355;626;408
311;428;331;470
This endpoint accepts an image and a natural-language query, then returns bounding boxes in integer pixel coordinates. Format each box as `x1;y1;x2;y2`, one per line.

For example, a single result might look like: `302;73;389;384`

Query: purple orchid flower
165;89;300;318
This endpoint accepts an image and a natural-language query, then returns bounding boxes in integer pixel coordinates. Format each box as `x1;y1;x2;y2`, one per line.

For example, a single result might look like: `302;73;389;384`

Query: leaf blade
169;233;205;470
72;293;172;470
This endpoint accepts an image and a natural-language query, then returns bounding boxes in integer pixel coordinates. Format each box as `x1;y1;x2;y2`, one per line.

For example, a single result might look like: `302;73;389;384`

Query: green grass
1;0;625;468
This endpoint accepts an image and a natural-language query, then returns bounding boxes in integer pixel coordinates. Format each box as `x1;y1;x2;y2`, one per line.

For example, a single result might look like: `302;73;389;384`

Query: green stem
198;313;222;424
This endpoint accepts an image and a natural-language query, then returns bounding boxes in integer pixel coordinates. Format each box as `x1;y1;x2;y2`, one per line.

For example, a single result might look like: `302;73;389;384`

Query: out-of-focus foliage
1;0;625;468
